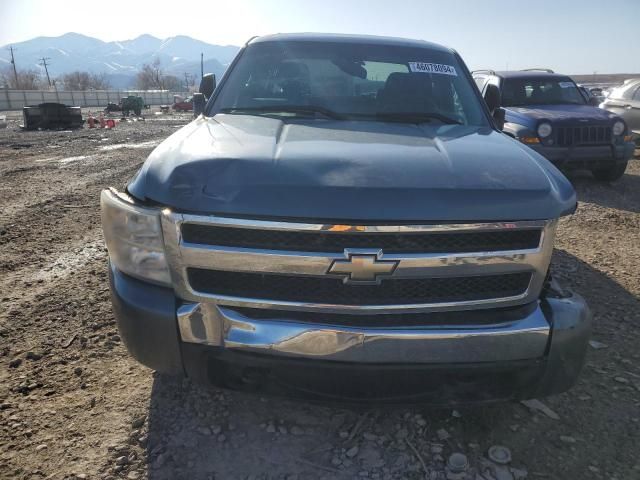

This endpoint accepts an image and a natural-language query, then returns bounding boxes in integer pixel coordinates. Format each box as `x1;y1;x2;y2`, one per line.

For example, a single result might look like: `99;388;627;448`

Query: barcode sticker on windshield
409;62;457;76
559;81;574;88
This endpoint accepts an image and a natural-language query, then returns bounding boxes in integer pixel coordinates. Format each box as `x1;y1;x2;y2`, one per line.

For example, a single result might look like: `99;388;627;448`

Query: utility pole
39;57;52;87
200;52;204;79
8;46;19;89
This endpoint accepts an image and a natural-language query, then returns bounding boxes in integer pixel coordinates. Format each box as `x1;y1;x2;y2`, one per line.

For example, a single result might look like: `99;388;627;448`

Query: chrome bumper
110;265;591;401
177;301;550;364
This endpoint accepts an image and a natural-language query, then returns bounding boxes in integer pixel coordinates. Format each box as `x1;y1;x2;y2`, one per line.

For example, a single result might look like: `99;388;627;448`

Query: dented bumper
109;264;591;403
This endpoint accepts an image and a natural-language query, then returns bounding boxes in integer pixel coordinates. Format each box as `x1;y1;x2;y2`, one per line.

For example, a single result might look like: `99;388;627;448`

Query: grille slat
187;269;532;305
230;303;537;327
181;224;542;253
555;124;611;147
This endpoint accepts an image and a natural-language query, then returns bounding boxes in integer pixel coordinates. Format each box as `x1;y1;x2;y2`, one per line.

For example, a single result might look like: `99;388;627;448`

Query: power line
184;72;191;89
8;46;19;88
39;57;52;87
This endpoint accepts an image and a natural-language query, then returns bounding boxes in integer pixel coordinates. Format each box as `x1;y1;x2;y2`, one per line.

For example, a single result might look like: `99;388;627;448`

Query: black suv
472;69;635;181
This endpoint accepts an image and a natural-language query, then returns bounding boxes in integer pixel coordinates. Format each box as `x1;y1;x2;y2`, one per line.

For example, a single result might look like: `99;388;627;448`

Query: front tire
592;161;627;182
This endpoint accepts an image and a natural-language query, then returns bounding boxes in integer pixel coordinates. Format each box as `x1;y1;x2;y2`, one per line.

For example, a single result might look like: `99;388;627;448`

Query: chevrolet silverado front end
101;34;591;403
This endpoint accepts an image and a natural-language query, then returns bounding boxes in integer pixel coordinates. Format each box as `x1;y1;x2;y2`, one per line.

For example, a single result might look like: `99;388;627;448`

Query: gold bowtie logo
328;251;398;284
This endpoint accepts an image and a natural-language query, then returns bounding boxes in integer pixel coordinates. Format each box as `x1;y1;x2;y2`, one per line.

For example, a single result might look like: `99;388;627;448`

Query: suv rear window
213;41;488;126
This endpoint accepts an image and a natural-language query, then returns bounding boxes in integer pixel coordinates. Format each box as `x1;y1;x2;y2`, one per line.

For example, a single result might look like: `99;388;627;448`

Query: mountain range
0;32;241;88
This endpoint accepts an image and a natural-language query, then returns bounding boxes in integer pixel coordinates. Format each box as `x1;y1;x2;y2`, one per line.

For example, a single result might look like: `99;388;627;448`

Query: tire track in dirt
0;144;159;224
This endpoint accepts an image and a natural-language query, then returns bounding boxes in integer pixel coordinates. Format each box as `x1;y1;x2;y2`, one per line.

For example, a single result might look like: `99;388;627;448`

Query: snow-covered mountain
0;32;240;88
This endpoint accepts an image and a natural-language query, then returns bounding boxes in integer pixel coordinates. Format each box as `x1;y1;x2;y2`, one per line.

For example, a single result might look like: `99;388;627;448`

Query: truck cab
472;69;635;181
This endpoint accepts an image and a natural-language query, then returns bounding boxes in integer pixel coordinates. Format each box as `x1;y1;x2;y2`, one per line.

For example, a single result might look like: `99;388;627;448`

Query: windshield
501;77;586;107
212;41;488;126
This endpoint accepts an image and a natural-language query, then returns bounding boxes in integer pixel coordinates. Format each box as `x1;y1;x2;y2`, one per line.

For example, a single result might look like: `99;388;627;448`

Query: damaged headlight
101;188;172;286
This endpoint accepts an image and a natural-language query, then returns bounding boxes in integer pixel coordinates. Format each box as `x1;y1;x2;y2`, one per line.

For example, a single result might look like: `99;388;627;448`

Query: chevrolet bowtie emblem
328;250;398;284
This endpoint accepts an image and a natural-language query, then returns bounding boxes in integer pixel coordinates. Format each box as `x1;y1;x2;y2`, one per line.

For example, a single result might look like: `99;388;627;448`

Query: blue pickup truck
101;34;591;404
472;69;635;181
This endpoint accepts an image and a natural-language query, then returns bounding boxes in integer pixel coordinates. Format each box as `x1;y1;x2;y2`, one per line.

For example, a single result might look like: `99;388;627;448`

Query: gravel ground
0;110;639;480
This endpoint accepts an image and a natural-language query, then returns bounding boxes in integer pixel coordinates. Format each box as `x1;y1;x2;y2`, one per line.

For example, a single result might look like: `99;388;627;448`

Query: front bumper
529;141;635;169
110;264;591;404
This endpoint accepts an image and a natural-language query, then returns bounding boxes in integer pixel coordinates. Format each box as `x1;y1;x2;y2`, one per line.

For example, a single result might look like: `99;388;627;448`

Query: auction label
409;62;458;76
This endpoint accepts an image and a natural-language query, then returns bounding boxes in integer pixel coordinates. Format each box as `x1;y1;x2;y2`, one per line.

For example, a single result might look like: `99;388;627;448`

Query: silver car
600;79;640;139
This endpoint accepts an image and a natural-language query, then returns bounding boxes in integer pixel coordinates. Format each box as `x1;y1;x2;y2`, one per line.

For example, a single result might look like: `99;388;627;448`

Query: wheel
591;161;628;182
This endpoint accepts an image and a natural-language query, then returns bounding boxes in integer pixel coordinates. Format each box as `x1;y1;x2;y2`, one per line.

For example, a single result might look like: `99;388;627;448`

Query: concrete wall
0;89;189;111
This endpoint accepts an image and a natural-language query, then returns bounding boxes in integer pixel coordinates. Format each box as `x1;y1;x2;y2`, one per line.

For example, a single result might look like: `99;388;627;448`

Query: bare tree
89;72;110;90
136;58;163;90
61;71;111;90
136;58;181;90
162;75;182;91
1;67;42;89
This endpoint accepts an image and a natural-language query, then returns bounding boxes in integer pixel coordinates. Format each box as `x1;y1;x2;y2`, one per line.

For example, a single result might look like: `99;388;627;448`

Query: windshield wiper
375;112;462;125
220;105;345;120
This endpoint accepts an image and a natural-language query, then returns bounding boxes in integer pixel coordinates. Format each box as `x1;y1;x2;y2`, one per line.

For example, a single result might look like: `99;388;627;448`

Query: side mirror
199;73;216;99
493;107;506;130
588;97;600;107
193;93;206;117
484;84;501;113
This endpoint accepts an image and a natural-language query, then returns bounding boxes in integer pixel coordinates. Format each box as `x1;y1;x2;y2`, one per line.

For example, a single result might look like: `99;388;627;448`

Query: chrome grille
161;214;556;314
181;224;542;253
187;269;532;305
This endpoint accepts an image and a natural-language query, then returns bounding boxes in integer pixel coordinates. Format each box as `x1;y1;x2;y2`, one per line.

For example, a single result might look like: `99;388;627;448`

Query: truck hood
127;114;576;222
506;104;620;127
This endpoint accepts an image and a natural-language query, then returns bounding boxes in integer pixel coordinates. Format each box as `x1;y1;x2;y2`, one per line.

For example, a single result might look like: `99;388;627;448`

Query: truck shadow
143;249;640;480
564;161;640;214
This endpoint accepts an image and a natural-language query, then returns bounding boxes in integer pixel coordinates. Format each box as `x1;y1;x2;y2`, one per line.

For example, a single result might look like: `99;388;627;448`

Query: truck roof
249;32;454;54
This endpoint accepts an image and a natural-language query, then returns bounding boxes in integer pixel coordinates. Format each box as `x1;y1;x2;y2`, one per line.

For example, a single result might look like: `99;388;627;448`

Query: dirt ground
0;110;639;480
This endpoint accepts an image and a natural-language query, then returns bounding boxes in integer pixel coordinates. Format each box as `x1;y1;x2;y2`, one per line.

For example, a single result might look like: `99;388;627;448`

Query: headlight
537;122;553;138
612;121;625;136
101;189;171;286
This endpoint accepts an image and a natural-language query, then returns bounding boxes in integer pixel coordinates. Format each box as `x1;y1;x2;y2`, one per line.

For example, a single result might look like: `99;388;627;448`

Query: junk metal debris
104;102;122;114
121;96;145;117
21;103;83;130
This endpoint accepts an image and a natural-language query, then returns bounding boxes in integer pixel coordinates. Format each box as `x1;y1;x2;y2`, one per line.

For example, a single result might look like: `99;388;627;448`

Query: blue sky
0;0;638;73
